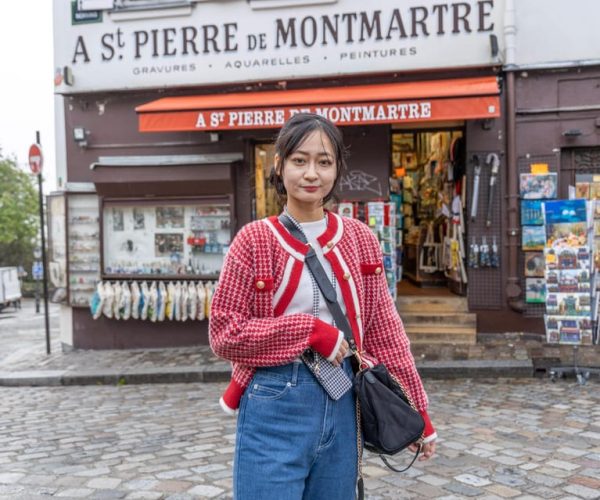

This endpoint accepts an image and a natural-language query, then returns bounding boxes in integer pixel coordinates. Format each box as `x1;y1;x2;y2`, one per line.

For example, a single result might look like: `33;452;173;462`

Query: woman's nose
304;161;318;179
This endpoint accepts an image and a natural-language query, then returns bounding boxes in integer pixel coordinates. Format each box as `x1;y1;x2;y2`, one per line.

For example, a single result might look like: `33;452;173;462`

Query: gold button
343;273;351;281
327;241;334;249
256;280;265;289
374;267;382;275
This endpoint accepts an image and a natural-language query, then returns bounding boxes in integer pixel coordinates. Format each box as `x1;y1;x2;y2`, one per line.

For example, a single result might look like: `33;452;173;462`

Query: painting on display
519;173;557;199
525;277;546;303
154;233;184;257
522;225;546;251
520;200;544;226
524;252;545;277
156;207;184;229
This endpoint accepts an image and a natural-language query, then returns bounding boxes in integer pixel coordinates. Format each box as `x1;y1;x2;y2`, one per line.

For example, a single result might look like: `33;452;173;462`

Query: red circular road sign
28;144;43;175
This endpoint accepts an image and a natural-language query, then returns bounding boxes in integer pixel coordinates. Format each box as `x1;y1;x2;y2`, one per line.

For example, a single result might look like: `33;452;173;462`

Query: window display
102;198;232;278
67;193;101;307
47;194;67;289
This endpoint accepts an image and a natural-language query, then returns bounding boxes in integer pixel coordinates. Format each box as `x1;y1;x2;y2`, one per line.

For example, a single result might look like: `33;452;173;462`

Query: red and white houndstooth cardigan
209;211;436;440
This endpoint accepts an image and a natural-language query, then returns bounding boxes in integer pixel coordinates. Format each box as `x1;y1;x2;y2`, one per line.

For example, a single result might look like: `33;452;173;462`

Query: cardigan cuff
419;409;436;441
220;378;244;414
308;319;343;359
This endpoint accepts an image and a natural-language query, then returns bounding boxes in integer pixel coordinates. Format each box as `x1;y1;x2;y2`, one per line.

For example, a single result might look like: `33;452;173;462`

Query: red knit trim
222;379;245;411
419;409;436;439
268;216;309;256
308;319;342;358
316;211;339;248
360;262;384;275
273;259;303;316
325;250;362;352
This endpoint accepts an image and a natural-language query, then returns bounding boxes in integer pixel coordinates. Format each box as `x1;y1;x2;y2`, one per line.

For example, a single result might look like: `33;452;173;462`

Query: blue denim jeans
234;358;358;500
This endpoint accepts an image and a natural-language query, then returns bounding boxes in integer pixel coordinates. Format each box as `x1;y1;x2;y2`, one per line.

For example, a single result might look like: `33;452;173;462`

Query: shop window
254;144;282;220
101;197;232;279
67;193;101;307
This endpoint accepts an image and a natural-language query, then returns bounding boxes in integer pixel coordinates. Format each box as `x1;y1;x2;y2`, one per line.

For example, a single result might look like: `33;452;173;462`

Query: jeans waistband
256;357;354;384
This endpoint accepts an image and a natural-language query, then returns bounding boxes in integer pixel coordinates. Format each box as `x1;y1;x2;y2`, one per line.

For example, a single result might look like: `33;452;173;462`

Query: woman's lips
302;186;319;192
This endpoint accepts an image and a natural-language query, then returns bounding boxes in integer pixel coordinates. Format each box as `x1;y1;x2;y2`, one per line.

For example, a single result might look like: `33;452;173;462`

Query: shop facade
51;0;516;349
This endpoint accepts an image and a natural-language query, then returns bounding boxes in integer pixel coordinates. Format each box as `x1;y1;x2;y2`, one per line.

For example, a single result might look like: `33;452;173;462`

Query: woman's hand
408;440;436;461
332;339;349;367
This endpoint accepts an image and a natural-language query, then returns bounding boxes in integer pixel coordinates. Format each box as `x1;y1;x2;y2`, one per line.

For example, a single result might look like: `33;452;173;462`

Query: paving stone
443;481;483;497
0;472;25;484
484;484;522;497
56;488;95;497
124;492;163;500
87;478;123;489
455;474;492;487
562;484;600;499
187;484;224;497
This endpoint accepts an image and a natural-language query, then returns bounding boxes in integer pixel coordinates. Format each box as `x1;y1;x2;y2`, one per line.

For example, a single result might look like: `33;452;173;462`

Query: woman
210;113;436;499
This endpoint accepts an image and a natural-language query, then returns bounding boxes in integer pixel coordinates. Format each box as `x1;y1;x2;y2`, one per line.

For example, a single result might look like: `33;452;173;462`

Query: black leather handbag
279;215;425;488
354;363;425;463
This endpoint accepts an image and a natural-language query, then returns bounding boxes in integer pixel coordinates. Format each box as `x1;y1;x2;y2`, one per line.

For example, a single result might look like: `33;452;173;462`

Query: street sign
32;261;43;281
28;144;43;175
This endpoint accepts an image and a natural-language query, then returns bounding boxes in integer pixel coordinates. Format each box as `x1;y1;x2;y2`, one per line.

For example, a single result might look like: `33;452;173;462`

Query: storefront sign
54;0;504;93
139;96;499;132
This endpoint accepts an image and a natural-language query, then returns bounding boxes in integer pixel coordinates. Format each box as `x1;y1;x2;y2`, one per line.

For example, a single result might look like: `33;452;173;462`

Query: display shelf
67;193;101;307
101;197;233;279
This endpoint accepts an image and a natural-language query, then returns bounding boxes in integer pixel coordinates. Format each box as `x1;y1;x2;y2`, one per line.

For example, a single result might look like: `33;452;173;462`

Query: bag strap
279;212;421;480
278;214;356;350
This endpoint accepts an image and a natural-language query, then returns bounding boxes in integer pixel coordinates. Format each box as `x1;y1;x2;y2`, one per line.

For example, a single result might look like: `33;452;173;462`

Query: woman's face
277;129;337;210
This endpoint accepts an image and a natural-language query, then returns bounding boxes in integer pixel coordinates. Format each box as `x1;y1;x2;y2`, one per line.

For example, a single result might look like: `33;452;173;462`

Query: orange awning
136;76;500;132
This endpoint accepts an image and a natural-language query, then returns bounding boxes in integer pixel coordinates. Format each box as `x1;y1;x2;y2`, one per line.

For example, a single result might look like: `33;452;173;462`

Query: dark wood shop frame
99;194;235;282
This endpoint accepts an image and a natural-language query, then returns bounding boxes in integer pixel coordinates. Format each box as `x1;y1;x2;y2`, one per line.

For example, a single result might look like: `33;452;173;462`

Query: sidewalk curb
0;360;534;387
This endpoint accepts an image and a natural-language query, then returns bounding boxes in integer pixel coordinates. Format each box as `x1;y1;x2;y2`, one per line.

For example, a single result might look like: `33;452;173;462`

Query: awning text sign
138;96;500;132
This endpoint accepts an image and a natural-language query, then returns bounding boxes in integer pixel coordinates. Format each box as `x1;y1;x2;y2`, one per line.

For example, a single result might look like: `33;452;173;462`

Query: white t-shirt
283;218;347;322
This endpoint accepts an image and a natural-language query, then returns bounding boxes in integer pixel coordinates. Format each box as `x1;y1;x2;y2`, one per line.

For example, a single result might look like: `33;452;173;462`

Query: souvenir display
519;173;558;199
541;199;596;345
67;194;101;307
366;201;398;298
103;201;231;278
90;280;215;322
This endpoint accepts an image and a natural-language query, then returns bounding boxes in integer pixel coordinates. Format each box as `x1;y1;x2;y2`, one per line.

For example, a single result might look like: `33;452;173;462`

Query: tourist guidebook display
543;199;595;345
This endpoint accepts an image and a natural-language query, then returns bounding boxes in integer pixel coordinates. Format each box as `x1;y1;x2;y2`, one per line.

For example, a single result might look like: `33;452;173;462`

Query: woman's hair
269;112;347;204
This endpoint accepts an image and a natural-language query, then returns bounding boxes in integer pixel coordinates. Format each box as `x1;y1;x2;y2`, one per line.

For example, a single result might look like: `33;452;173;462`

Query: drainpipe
503;0;524;311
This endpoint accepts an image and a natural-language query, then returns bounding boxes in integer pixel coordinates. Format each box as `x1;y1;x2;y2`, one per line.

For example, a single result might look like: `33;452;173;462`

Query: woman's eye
291;157;305;165
320;160;333;167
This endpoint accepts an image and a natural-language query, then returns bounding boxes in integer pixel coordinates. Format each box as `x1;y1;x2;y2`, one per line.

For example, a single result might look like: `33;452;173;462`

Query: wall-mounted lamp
562;129;582;138
73;127;89;147
481;118;494;130
489;34;499;59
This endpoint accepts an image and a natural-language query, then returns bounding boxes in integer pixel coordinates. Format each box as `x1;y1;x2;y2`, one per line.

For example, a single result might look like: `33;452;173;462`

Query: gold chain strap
355;396;363;484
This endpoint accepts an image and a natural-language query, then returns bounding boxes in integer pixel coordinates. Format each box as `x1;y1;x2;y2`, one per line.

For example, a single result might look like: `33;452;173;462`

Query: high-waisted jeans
233;358;357;500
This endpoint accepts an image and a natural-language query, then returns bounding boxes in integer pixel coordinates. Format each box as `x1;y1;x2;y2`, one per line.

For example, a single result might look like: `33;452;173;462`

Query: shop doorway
391;125;467;297
253;143;281;220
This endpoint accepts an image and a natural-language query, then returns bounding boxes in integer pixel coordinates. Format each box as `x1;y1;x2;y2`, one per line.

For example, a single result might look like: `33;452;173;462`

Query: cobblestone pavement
0;300;225;373
1;378;599;499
